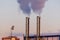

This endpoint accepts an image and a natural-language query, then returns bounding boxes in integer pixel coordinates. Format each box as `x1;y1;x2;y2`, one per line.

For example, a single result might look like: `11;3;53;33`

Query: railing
24;35;60;40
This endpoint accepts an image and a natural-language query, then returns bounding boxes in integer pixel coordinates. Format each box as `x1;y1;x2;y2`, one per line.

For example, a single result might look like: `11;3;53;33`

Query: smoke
18;0;31;16
31;0;47;15
17;0;47;16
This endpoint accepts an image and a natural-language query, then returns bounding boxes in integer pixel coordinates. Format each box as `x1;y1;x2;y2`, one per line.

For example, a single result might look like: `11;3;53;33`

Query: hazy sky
0;0;60;37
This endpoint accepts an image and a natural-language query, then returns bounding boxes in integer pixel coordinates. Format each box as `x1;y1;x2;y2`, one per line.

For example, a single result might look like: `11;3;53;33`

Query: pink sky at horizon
0;0;60;40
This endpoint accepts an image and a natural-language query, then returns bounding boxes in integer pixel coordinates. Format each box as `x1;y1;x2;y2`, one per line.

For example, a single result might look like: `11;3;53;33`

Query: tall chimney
26;17;30;40
37;16;40;40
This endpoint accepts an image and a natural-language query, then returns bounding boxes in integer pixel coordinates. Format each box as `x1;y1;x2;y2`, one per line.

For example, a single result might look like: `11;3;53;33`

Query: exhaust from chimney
26;17;30;40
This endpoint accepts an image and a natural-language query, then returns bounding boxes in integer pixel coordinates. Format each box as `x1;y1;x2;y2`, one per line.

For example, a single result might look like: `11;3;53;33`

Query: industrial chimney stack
37;16;40;40
26;17;30;40
25;16;41;40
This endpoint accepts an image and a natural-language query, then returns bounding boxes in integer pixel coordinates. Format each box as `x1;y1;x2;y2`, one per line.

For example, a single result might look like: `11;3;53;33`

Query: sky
0;0;60;38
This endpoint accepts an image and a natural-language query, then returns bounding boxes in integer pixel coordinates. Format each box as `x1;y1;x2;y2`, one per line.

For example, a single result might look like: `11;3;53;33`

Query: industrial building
24;34;60;40
2;36;19;40
2;16;60;40
25;16;60;40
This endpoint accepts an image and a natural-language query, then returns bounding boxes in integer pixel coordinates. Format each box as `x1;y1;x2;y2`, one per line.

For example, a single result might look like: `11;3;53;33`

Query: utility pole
11;25;14;40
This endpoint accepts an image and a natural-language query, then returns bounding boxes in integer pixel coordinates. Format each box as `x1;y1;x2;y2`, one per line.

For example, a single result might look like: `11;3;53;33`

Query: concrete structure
25;16;41;40
37;16;40;40
25;17;30;40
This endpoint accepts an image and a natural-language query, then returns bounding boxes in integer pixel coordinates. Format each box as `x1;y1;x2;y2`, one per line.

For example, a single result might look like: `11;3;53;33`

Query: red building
2;36;20;40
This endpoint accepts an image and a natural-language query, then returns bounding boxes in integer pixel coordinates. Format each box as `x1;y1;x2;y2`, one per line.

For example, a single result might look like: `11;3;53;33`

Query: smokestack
37;16;40;40
26;17;30;40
